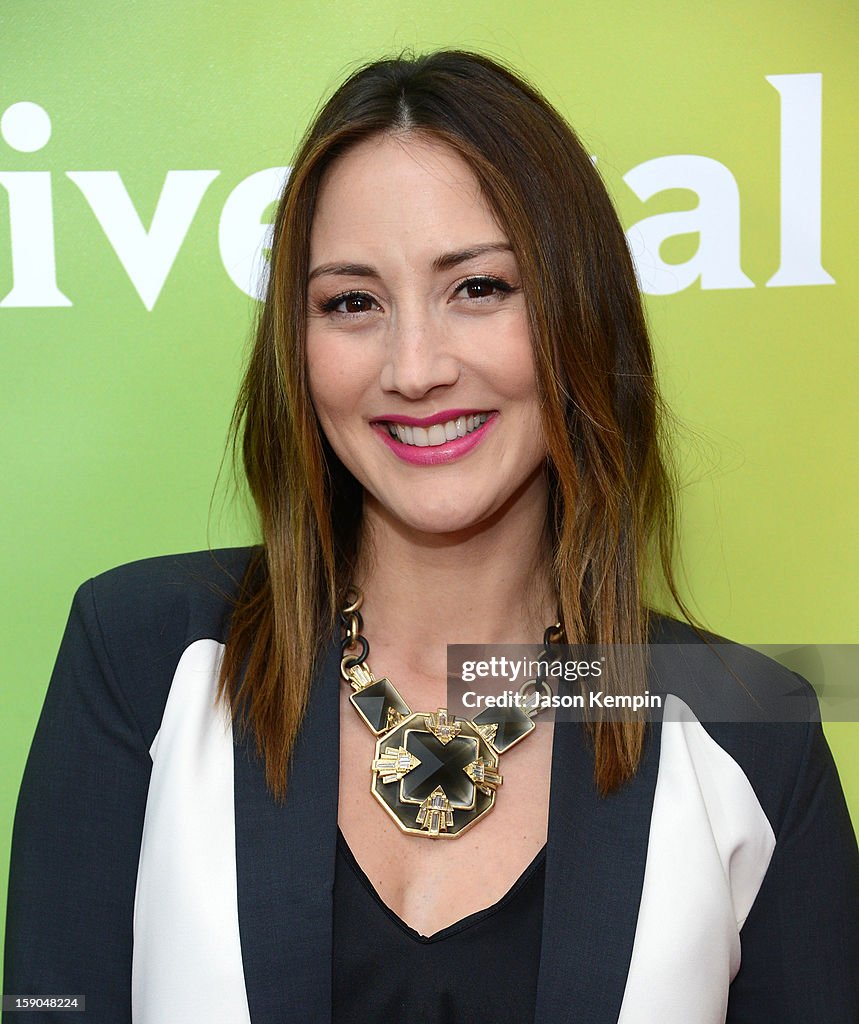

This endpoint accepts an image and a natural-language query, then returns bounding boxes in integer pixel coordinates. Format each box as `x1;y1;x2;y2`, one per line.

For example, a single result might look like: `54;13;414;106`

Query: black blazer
4;547;859;1023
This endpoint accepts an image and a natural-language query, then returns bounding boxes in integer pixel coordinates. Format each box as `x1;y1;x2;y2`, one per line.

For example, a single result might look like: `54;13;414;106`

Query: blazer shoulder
646;609;816;722
646;609;823;834
78;545;261;743
87;545;260;618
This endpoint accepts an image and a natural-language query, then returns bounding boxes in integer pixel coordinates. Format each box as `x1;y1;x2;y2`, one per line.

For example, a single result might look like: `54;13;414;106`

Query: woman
4;49;858;1024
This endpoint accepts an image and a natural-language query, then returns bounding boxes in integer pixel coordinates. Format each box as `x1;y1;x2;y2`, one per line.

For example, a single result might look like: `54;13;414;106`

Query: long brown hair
213;47;706;802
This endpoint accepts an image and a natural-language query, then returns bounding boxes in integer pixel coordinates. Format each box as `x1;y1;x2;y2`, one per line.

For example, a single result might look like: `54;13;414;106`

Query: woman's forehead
309;135;508;268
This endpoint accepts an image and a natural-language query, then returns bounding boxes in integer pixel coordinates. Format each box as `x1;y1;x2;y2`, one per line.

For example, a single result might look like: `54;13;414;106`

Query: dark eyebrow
307;242;514;283
307;261;381;284
432;242;514;273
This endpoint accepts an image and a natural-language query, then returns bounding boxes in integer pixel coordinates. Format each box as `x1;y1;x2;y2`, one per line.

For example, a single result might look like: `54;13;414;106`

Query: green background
2;0;857;976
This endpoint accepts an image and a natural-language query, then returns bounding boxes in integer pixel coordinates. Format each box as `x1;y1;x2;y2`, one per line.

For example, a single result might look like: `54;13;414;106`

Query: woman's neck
350;482;558;687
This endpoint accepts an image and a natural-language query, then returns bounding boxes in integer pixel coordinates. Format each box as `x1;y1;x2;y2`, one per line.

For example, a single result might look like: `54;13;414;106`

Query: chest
337;692;556;936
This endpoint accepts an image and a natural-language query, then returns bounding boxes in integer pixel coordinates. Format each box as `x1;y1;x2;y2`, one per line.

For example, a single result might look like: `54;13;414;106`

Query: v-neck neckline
335;824;547;943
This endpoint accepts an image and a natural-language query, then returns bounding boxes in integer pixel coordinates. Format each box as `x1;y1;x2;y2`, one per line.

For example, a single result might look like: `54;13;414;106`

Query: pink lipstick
371;410;497;466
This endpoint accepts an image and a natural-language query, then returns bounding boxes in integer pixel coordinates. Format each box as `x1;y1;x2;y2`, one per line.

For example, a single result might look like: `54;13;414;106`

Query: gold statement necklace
339;587;563;839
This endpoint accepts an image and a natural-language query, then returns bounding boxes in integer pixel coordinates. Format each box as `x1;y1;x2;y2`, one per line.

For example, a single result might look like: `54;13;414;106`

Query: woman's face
305;132;548;539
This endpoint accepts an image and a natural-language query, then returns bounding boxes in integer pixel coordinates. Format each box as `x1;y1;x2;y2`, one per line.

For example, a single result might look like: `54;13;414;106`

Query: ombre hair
213;48;705;802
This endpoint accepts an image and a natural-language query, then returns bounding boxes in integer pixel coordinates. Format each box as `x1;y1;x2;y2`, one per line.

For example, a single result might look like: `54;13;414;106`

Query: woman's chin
368;499;496;541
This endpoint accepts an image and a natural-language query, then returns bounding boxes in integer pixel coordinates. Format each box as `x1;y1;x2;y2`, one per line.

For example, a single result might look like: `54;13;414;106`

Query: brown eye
341;295;374;313
455;276;513;301
319;291;379;316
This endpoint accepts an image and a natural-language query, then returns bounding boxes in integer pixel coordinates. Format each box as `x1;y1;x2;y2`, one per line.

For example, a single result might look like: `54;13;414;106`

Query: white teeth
386;413;489;447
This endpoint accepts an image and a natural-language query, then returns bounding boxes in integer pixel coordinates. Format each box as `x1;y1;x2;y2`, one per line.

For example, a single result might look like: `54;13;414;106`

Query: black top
332;827;547;1023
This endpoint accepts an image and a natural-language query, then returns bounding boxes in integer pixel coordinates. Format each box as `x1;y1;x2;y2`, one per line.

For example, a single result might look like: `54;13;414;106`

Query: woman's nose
379;310;461;399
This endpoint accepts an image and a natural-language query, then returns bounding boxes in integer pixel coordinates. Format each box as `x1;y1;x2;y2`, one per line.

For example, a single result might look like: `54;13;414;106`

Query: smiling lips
372;410;496;465
382;412;489;447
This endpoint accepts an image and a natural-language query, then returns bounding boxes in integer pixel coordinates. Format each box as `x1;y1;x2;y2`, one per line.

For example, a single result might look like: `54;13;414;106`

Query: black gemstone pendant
370;710;501;838
350;678;411;734
400;729;479;809
473;703;535;753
